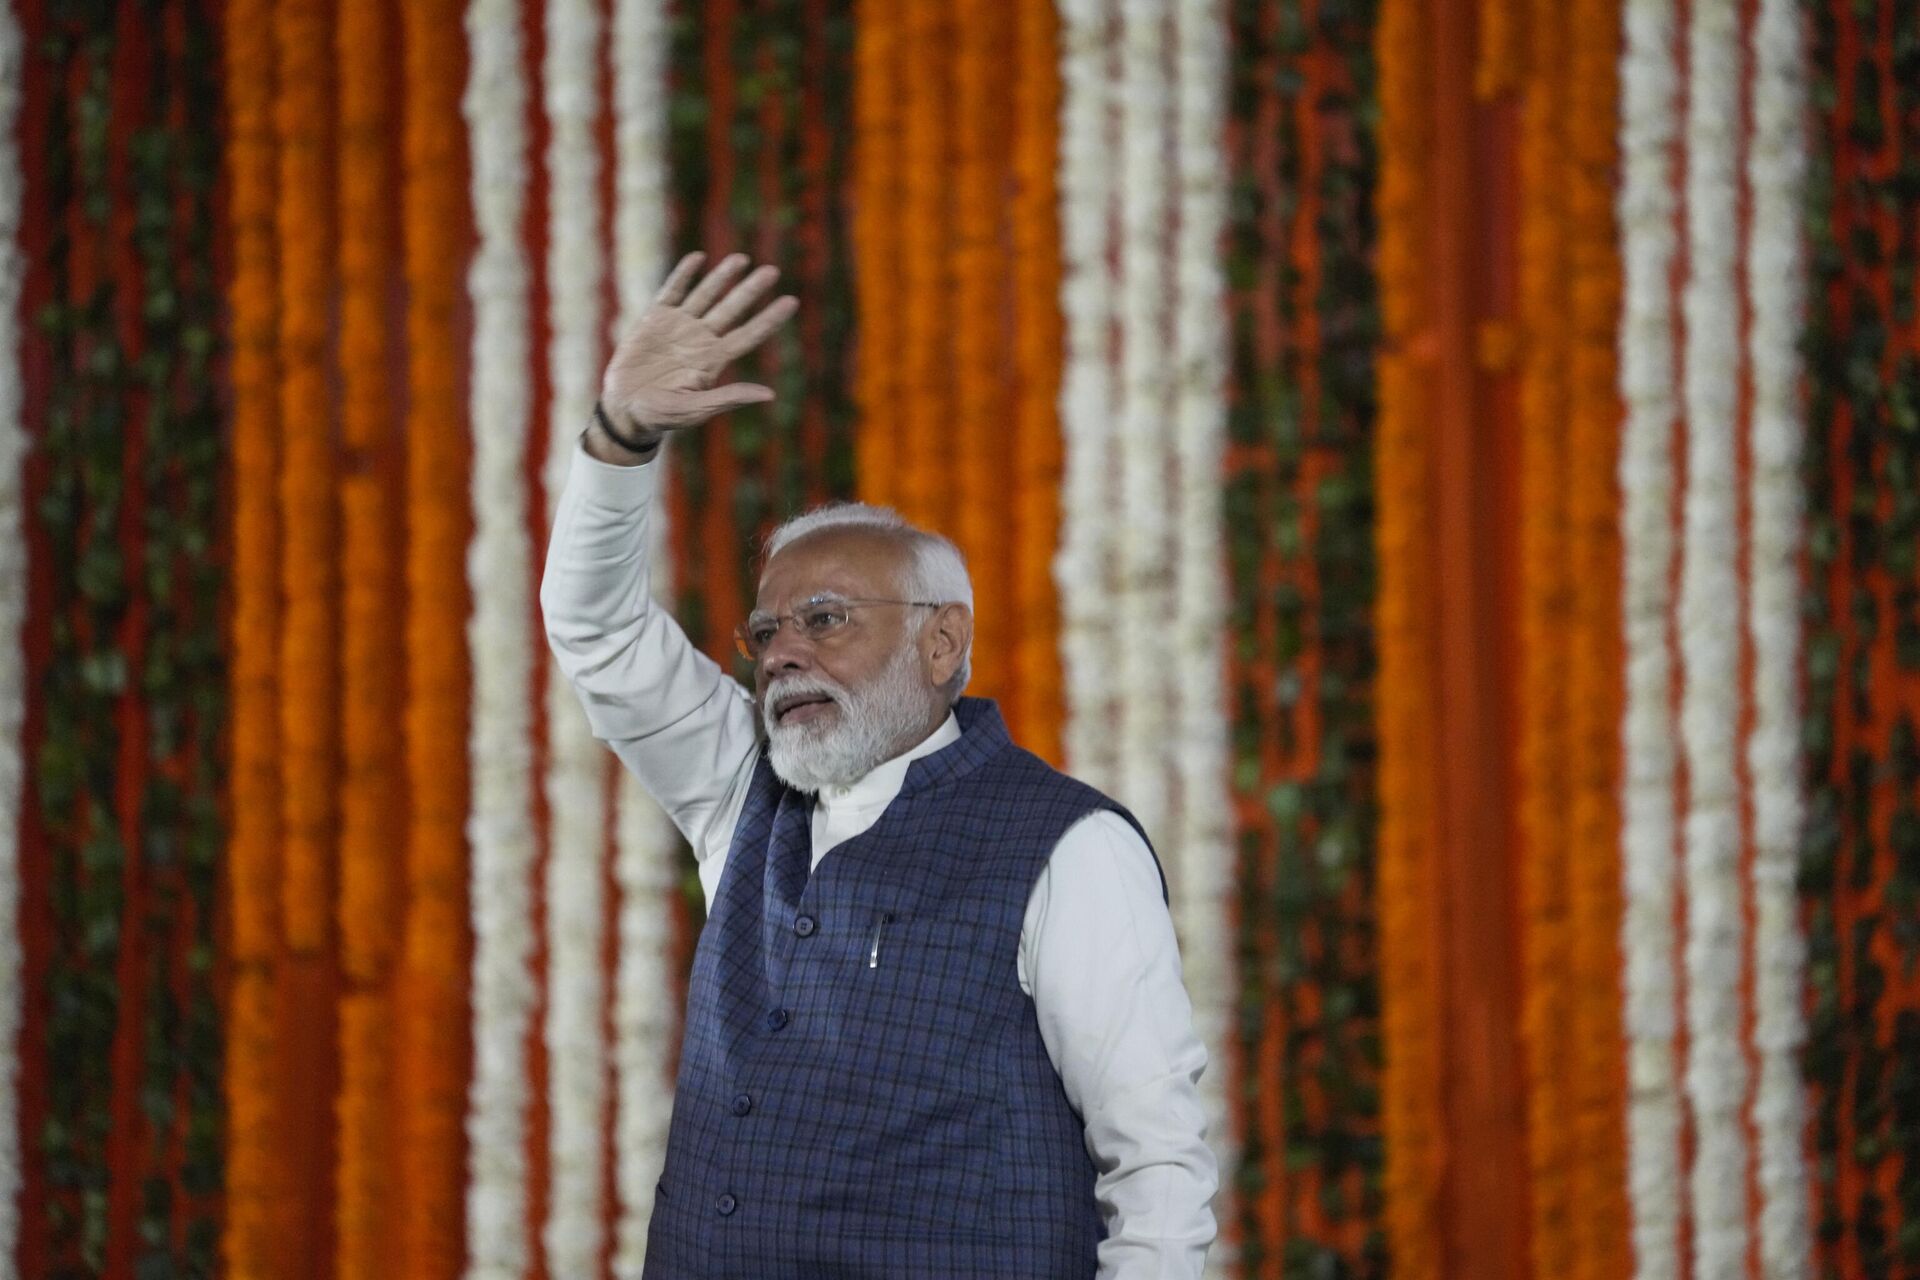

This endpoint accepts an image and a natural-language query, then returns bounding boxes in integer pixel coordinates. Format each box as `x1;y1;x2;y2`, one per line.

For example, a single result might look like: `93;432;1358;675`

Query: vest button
716;1193;738;1217
793;914;817;938
765;1007;790;1031
731;1092;753;1117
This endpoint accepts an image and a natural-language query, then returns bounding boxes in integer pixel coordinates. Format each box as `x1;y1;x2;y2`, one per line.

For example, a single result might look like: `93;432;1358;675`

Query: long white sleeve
1021;812;1219;1279
537;440;759;867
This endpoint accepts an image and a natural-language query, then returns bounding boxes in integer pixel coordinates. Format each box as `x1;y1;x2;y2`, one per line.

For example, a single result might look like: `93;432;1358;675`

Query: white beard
762;642;938;794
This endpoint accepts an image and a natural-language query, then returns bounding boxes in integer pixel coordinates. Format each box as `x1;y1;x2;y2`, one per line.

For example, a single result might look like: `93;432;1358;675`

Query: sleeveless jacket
642;697;1159;1279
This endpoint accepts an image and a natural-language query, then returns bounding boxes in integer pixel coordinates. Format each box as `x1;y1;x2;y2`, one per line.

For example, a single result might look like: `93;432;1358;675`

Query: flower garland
0;3;25;1267
220;0;288;1266
1054;0;1119;789
1562;0;1630;1272
1514;2;1576;1272
1615;0;1684;1273
337;0;402;1269
1372;0;1447;1273
1742;0;1813;1273
609;0;677;1271
951;0;1008;711
1112;0;1174;845
1797;2;1920;1271
459;0;536;1276
895;0;949;529
275;0;338;960
1678;1;1750;1275
1009;0;1064;762
398;0;472;1269
541;3;612;1274
851;0;900;508
1168;1;1235;1268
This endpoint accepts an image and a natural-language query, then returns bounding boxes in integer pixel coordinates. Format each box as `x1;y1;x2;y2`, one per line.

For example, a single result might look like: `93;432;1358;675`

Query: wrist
590;401;662;462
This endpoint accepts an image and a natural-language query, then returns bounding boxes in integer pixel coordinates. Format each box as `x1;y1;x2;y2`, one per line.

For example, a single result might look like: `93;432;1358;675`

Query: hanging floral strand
1007;0;1064;760
1372;0;1447;1273
1615;0;1685;1273
539;2;613;1275
1054;0;1119;788
1562;0;1630;1272
1678;2;1750;1274
460;0;538;1274
608;0;677;1271
336;0;402;1270
220;0;289;1267
274;0;338;961
1514;0;1575;1272
1742;0;1814;1272
397;0;473;1270
0;4;27;1265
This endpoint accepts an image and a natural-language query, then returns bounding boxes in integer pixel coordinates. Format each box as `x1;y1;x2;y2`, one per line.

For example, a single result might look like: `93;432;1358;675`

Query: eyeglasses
734;597;943;662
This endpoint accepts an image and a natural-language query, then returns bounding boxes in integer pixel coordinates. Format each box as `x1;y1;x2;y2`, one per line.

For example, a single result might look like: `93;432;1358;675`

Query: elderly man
541;251;1217;1279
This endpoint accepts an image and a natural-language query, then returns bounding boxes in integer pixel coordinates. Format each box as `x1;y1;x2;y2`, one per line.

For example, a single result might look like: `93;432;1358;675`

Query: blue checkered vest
642;698;1157;1279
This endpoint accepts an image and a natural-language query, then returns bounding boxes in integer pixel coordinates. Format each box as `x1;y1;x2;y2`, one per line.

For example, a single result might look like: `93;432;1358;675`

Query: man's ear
924;602;973;685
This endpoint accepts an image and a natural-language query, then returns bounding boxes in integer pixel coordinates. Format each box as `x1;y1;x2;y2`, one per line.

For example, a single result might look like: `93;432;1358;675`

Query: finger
719;295;800;361
681;382;776;419
653;251;707;306
681;252;752;317
703;263;782;334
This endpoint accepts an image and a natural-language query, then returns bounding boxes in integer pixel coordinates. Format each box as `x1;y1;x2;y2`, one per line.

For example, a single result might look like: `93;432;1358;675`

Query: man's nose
759;621;813;679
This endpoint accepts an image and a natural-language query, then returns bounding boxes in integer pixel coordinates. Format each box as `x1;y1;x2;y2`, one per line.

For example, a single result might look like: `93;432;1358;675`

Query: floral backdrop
1;0;1916;1279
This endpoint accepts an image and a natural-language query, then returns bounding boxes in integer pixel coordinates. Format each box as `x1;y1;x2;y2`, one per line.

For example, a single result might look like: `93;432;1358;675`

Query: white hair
763;502;973;695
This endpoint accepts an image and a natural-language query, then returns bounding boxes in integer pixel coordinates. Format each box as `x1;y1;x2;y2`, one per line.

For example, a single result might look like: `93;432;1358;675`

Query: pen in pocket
868;911;895;969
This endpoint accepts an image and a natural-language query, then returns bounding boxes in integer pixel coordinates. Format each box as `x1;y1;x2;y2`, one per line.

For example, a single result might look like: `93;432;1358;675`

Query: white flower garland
1744;0;1813;1274
1168;0;1235;1269
1053;0;1119;792
0;6;26;1271
1112;0;1174;847
608;1;676;1274
1615;1;1685;1276
1680;0;1749;1274
541;2;611;1274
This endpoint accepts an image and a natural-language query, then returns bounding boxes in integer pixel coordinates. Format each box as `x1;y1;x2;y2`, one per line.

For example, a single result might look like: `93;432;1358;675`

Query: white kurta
540;439;1218;1279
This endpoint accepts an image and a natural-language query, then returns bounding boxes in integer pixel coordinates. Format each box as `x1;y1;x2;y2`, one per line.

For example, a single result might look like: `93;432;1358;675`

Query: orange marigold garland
274;0;338;960
950;0;1009;710
895;0;949;530
850;0;900;509
1008;0;1064;761
397;0;472;1272
335;0;400;1270
1372;0;1446;1275
220;0;286;1270
1563;0;1629;1272
1514;0;1575;1272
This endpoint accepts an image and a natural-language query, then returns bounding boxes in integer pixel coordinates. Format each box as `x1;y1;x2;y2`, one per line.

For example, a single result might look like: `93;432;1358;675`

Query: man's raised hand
599;251;800;442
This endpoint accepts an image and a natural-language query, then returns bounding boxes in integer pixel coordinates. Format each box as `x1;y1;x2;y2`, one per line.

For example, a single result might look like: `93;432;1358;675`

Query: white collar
814;710;961;813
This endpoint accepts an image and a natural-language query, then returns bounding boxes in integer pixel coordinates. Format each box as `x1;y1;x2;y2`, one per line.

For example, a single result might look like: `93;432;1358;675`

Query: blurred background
0;0;1913;1277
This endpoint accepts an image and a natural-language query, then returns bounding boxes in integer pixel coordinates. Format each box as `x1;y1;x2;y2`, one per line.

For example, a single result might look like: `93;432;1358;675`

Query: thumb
685;382;776;416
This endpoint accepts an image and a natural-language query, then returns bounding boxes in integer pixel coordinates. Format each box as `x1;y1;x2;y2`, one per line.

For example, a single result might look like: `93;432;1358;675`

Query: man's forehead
757;527;908;607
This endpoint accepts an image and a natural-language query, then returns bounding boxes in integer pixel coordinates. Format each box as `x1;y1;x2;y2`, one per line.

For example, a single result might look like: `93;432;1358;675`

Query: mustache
762;674;847;728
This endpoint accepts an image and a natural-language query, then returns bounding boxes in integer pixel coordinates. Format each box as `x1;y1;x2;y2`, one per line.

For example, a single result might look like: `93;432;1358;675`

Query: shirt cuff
568;433;661;506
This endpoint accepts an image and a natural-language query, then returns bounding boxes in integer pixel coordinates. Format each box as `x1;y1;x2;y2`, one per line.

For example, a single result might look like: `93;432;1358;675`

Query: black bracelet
593;401;660;454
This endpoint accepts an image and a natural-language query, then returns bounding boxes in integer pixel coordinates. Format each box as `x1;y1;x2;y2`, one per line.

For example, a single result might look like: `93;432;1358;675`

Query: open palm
601;251;800;434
